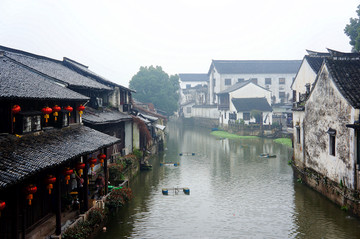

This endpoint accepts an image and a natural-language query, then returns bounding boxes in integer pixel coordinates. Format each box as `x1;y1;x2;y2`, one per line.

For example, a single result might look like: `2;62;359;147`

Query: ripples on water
97;121;360;239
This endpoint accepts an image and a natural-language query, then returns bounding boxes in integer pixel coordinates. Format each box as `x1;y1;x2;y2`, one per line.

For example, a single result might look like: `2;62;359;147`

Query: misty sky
0;0;358;88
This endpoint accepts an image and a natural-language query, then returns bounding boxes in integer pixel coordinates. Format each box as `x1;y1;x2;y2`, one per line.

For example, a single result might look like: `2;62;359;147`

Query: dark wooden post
83;158;89;211
22;186;26;239
14;185;20;239
55;168;61;235
103;148;108;195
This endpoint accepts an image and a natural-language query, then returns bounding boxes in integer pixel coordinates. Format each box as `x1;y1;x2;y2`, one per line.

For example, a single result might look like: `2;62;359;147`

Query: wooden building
0;51;121;238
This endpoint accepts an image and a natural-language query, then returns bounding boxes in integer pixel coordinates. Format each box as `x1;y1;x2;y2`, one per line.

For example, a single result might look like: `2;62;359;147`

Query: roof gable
218;80;269;94
232;98;272;112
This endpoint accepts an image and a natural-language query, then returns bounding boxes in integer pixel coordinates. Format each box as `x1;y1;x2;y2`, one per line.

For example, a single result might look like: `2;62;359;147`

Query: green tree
344;4;360;52
129;66;179;116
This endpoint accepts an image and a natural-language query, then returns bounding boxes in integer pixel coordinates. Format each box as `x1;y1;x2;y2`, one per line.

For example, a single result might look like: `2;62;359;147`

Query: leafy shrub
105;187;133;209
62;208;106;239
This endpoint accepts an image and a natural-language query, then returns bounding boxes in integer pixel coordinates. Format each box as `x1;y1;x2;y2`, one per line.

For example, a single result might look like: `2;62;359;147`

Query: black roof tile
63;57;135;92
82;107;132;124
0;125;120;189
305;56;325;74
210;60;302;75
0;57;89;101
179;73;208;82
325;58;360;109
0;45;112;91
232;98;272;112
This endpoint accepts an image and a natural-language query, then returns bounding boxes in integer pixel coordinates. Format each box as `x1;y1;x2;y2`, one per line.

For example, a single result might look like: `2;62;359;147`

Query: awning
0;125;120;189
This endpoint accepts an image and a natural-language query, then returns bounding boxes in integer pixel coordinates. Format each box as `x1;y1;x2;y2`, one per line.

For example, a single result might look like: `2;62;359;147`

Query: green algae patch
274;138;292;148
210;131;258;139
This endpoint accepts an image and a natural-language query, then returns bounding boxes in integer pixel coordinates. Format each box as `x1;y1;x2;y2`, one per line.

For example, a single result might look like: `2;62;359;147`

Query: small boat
260;153;276;158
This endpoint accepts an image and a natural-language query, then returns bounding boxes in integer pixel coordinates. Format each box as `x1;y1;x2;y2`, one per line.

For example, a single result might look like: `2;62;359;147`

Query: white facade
291;59;319;102
208;60;300;105
219;82;272;125
210;71;294;104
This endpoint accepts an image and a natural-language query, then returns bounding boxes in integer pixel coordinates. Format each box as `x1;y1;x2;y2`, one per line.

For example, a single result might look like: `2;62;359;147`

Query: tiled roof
179;73;208;82
325;58;360;109
0;45;112;91
0;125;120;189
210;60;302;75
82;107;132;125
232;98;272;112
305;55;325;74
63;57;135;92
0;56;89;101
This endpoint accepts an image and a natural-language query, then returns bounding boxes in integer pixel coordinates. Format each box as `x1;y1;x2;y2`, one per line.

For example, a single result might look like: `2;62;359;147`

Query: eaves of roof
0;125;120;189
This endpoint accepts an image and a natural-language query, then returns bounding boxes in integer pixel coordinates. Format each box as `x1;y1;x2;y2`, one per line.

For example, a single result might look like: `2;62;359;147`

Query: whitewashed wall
304;65;356;189
125;121;133;154
291;59;318;101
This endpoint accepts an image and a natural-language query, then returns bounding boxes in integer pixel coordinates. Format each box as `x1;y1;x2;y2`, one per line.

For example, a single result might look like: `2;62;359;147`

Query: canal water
96;120;360;239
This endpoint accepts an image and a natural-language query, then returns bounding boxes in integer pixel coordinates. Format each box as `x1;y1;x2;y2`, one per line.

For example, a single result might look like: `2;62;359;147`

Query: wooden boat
259;153;276;158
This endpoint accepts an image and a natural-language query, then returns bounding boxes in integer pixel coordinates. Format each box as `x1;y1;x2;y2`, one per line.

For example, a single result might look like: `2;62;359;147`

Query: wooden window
238;78;244;83
279;92;286;98
296;127;300;143
279;78;286;84
225;79;231;85
330;135;336;156
265;78;272;85
186;107;191;114
16;112;42;134
243;112;250;121
327;128;336;156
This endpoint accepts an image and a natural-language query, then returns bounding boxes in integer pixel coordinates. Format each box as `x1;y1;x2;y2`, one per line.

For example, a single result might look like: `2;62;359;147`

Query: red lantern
97;153;106;166
25;185;37;206
52;105;61;122
77;105;85;118
12;105;21;122
63;168;73;185
45;175;56;195
75;162;85;177
64;106;73;116
41;107;53;123
88;158;97;171
0;201;5;217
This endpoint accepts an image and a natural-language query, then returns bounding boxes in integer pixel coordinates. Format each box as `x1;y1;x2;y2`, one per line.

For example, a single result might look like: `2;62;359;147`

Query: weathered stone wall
293;166;360;217
304;66;355;189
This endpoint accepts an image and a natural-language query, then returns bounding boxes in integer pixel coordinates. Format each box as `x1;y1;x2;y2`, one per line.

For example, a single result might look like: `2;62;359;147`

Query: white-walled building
217;81;272;125
179;73;208;105
208;60;301;105
292;49;360;217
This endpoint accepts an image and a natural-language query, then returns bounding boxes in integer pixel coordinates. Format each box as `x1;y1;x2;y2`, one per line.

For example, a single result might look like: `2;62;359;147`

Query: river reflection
96;120;360;239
